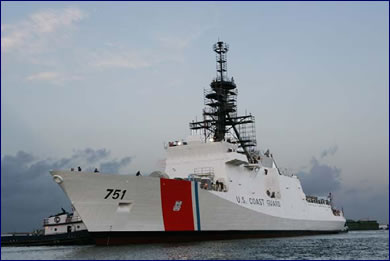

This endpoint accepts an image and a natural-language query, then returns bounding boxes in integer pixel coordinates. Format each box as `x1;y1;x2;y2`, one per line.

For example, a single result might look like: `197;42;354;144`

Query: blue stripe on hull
194;181;201;231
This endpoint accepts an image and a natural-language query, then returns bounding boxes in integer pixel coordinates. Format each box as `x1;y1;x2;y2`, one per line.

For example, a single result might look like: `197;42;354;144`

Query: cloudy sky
1;2;388;232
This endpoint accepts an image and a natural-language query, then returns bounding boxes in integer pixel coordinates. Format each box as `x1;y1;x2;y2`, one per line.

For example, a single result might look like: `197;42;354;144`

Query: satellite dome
149;171;169;179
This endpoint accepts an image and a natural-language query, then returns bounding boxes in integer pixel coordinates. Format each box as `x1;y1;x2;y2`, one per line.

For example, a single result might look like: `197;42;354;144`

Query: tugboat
50;41;346;245
1;208;93;246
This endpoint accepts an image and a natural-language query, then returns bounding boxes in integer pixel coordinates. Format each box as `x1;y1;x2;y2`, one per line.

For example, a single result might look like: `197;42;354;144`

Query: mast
190;41;259;163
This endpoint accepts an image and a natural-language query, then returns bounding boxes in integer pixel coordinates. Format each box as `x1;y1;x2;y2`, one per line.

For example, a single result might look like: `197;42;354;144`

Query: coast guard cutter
50;41;346;245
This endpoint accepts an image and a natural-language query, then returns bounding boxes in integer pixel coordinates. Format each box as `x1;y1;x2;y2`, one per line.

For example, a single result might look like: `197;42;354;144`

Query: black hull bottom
92;230;343;246
1;230;94;246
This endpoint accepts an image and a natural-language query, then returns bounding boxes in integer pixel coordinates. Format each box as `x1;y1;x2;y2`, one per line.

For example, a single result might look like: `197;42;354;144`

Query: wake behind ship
50;41;346;245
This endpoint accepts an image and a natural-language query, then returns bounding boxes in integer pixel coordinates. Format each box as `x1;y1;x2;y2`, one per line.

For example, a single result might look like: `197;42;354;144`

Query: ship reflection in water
2;231;388;260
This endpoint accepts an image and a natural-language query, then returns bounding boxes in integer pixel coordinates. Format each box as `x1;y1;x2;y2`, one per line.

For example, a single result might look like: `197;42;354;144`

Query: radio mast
190;41;259;163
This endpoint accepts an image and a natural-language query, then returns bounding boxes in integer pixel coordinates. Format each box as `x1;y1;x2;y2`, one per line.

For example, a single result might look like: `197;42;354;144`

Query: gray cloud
99;157;132;174
296;147;388;224
336;187;389;224
76;148;110;163
320;145;338;159
297;157;342;196
1;149;131;233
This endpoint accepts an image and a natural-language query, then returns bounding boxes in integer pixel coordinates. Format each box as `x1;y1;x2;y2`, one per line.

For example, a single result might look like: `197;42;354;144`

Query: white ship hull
51;169;345;245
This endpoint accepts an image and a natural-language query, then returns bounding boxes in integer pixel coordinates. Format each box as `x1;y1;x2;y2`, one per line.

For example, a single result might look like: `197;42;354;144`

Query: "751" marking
104;189;127;200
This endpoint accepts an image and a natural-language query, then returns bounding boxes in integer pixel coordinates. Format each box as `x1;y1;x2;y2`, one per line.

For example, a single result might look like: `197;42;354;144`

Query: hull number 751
104;189;127;200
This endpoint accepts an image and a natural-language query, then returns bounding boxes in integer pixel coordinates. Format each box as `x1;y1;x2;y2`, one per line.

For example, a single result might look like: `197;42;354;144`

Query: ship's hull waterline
51;171;345;245
91;230;342;246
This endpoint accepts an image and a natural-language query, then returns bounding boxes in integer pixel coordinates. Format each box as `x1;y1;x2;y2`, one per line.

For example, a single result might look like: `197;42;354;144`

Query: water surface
2;230;388;260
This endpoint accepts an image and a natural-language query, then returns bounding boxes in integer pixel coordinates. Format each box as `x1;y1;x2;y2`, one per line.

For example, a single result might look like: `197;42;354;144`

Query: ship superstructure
50;41;346;245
